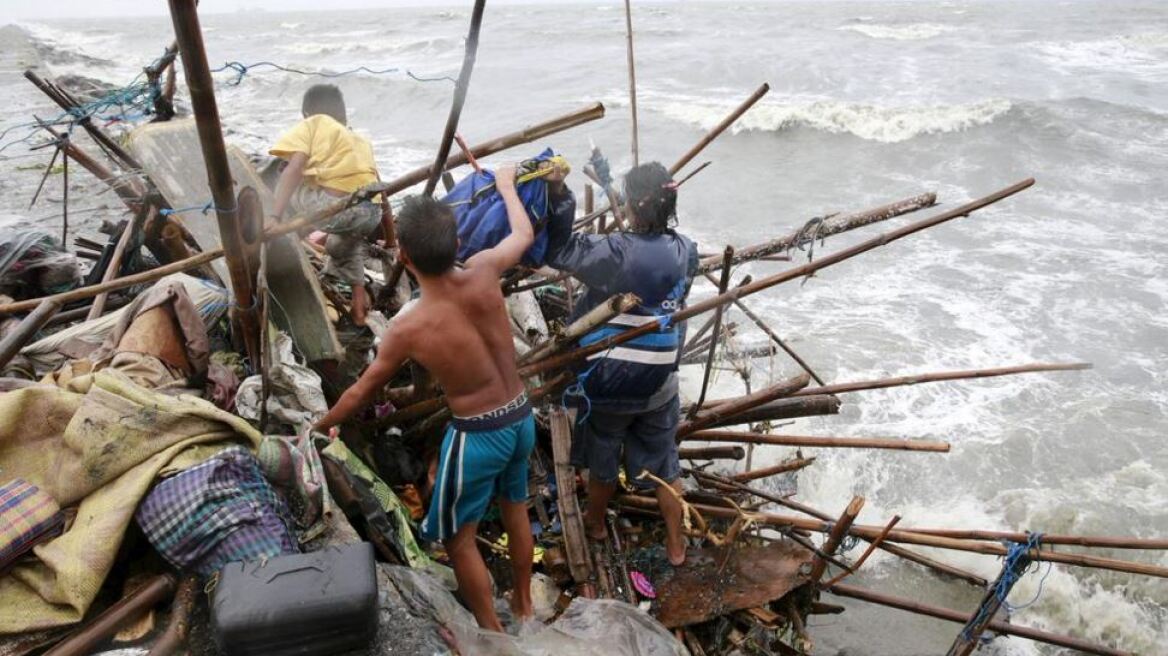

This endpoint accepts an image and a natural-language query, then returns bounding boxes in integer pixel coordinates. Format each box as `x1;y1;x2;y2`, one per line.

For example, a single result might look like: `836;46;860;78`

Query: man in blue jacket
546;162;698;566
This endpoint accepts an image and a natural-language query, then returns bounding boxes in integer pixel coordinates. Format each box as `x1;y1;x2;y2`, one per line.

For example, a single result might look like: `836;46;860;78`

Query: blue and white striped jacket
547;230;699;410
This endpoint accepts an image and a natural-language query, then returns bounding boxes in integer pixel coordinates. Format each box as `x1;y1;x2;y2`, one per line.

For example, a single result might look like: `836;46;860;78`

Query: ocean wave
658;97;1012;143
837;22;955;41
1034;38;1168;73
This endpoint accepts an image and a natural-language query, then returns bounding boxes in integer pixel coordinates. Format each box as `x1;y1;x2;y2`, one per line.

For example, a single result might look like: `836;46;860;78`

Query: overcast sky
4;0;655;22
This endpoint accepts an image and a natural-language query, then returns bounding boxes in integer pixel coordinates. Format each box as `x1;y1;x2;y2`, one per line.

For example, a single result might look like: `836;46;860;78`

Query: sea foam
837;22;956;41
658;96;1012;143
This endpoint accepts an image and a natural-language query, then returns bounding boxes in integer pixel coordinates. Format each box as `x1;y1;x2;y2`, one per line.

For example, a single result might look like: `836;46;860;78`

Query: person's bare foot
583;516;607;542
509;593;533;623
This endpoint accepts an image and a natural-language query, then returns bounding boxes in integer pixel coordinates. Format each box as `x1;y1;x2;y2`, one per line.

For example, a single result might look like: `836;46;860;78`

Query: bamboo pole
23;70;144;172
731;455;816;482
697;191;938;274
688;431;950;453
702;271;825;384
691;245;734;415
520;292;640;364
687;469;987;586
614;496;1168;578
573;84;770;229
690;395;841;427
829;583;1132;656
947;549;1032;656
823;515;902;587
678;445;745;461
0;106;606;316
87;206;153;320
669;83;769;175
422;0;486;197
521;179;1035;378
879;528;1168;550
43;574;177;656
676;373;811;438
371;103;606;198
808;496;864;583
790;362;1092;398
168;0;261;363
623;0;639;166
0;299;62;369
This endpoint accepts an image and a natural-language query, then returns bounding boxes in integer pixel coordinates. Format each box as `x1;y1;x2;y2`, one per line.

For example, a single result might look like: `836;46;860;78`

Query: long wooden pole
0;105;606;316
731;455;816;483
687;469;987;586
168;0;261;363
87;206;153;320
946;551;1031;656
0;299;62;369
623;0;639;166
690;395;841;427
573;83;771;229
522;178;1035;378
790;362;1091;398
687;430;950;452
676;373;811;438
422;0;486;197
702;271;824;384
691;246;733;415
669;83;769;175
614;496;1168;578
697;191;937;274
808;496;864;583
829;583;1131;656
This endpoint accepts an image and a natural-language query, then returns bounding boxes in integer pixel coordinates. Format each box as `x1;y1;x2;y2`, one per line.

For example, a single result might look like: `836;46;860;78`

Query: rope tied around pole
962;531;1052;643
823;520;861;555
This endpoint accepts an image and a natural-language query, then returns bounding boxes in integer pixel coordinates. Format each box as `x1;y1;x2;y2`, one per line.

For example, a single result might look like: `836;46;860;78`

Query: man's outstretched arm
314;324;410;432
271;151;308;220
467;165;534;274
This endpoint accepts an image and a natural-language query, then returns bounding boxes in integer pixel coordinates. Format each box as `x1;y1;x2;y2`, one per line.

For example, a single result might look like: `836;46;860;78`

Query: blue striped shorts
421;394;535;543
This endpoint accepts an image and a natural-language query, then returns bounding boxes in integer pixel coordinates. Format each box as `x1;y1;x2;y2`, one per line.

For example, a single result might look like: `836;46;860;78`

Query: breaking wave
658;96;1013;143
837;22;956;41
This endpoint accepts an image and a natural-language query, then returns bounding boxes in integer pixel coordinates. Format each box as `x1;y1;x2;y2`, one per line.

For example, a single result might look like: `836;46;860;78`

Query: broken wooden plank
653;541;812;628
549;407;594;586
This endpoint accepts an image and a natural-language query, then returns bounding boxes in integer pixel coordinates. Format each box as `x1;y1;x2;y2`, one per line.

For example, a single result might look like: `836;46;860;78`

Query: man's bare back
386;262;523;417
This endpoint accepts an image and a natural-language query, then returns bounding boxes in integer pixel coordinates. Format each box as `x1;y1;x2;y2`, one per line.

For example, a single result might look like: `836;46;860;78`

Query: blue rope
158;202;235;217
961;532;1048;642
562;357;603;425
211;61;456;86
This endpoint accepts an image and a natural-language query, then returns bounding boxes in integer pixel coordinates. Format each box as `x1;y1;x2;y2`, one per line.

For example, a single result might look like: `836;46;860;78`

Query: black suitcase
211;542;378;656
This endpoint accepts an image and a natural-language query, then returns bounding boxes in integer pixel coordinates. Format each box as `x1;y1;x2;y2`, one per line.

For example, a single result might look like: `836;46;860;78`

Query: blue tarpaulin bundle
443;148;570;267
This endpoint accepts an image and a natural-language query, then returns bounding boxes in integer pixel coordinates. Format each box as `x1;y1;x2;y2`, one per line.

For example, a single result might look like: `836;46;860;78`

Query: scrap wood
652;541;812;628
549;408;594;585
822;514;901;588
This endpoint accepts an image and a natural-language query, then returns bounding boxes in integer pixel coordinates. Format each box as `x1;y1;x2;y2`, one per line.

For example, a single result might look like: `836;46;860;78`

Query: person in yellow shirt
270;84;382;325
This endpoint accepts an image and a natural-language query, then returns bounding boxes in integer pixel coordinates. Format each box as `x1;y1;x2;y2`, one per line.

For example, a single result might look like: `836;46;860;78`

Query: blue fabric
443;148;575;267
420;413;536;543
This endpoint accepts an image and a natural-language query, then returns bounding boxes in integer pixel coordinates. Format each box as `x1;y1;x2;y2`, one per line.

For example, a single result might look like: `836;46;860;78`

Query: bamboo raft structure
0;2;1163;656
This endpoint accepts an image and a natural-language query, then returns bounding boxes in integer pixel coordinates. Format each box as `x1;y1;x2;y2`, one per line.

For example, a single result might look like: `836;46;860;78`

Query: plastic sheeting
383;566;687;656
0;230;81;297
235;332;327;429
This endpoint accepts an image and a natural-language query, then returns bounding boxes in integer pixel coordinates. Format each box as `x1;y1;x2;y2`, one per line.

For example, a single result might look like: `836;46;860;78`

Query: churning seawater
2;1;1166;653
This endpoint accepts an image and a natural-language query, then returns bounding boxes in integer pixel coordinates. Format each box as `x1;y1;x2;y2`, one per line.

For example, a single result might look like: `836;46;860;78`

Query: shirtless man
314;166;534;631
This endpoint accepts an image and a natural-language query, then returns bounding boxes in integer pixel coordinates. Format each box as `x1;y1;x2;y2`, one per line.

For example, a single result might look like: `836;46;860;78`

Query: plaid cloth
135;446;298;576
0;479;64;571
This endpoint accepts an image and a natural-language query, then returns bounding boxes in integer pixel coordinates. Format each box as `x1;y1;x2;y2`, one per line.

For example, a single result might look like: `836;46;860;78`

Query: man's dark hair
396;195;458;276
624;161;677;234
301;84;347;125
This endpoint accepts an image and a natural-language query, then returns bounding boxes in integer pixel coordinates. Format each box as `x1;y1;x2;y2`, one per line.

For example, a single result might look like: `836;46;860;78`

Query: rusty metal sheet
654;541;812;628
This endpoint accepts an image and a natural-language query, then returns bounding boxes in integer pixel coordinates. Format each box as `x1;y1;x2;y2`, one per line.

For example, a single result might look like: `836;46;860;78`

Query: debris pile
0;3;1164;656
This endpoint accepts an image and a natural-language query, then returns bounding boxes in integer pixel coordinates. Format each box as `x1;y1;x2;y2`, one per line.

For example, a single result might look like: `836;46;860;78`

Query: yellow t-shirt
269;114;378;194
